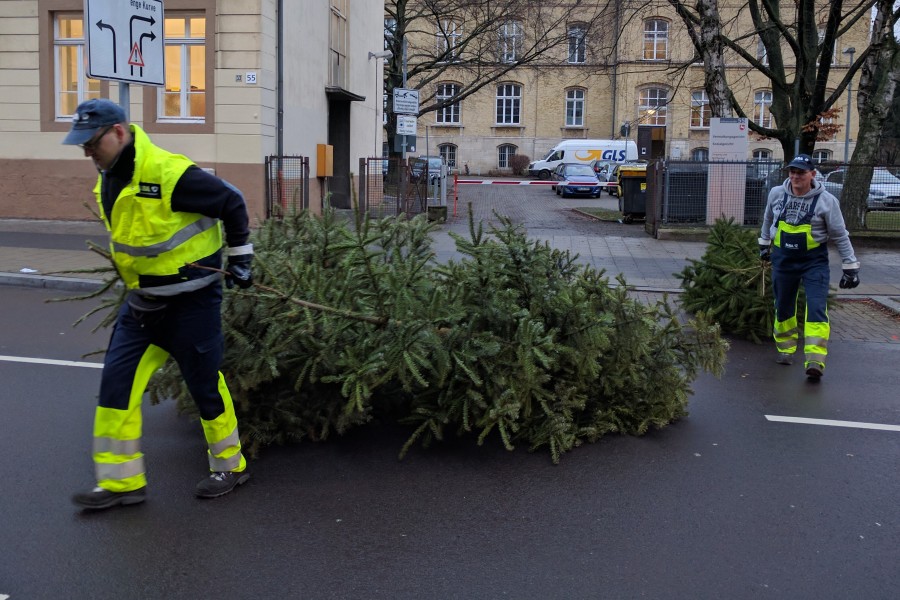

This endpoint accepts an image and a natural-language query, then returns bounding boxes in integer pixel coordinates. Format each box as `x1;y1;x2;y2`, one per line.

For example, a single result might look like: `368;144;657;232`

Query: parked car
590;159;618;180
551;163;604;198
410;156;449;183
821;167;900;211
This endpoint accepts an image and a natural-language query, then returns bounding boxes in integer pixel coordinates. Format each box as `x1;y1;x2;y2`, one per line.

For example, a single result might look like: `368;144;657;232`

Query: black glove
759;244;771;262
225;252;253;289
839;268;859;289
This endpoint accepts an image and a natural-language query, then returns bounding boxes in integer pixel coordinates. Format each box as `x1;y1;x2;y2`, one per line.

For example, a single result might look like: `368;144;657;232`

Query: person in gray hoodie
758;154;860;380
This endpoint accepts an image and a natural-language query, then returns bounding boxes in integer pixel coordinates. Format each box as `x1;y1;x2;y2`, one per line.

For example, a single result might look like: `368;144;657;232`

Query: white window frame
157;14;206;123
565;89;585;127
753;149;772;160
437;19;461;61
812;149;831;163
757;38;768;66
639;87;668;125
499;21;522;63
436;83;460;124
568;25;586;64
54;13;100;120
498;144;517;169
754;90;773;128
643;20;668;61
439;143;457;169
690;90;710;128
692;148;709;161
496;84;521;125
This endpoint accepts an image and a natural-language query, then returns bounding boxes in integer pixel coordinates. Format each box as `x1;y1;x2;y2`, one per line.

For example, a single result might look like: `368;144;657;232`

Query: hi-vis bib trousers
771;193;830;371
94;283;246;492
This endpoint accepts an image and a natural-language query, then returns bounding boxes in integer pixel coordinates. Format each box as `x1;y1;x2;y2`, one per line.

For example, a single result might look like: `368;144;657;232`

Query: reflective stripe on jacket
94;125;223;295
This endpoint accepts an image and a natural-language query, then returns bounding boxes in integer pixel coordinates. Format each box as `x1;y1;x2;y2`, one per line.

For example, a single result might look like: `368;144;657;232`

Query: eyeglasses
80;125;114;151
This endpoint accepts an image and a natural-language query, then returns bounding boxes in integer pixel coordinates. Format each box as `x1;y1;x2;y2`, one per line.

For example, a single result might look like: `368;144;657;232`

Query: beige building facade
409;1;870;176
0;0;386;222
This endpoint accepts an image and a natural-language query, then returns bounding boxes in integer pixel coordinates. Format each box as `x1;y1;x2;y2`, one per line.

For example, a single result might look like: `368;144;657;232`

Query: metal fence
647;160;900;236
358;157;455;220
265;155;309;218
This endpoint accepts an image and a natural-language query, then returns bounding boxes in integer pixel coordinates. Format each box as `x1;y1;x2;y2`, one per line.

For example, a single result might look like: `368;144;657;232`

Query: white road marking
1;594;10;599
0;354;103;369
766;415;900;432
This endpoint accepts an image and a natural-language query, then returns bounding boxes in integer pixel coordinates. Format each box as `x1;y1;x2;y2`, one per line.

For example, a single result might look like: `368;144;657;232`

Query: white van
528;139;638;179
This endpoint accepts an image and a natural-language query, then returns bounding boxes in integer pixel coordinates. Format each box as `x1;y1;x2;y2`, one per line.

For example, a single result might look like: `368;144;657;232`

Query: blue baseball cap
786;154;815;171
62;98;127;145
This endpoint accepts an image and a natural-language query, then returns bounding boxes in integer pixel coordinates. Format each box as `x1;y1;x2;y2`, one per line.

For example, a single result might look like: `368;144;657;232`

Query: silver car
821;168;900;211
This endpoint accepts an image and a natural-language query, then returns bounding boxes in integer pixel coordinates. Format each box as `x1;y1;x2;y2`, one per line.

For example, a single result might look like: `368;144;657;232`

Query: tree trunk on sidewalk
842;0;900;230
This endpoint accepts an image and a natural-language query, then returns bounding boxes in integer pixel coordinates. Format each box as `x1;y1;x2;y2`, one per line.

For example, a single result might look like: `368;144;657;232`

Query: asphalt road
1;284;899;600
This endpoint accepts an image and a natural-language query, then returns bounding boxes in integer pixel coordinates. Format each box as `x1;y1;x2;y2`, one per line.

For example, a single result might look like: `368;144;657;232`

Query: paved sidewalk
1;209;899;316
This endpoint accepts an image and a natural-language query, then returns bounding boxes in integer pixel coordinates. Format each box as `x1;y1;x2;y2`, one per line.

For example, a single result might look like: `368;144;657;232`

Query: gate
265;155;310;218
359;157;450;219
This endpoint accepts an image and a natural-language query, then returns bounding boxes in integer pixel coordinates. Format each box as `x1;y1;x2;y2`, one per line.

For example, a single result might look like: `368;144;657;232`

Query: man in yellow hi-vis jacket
758;154;860;381
63;99;253;509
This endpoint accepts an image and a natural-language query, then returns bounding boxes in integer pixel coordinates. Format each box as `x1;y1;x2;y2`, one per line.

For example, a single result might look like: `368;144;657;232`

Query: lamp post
843;46;855;163
368;50;393;158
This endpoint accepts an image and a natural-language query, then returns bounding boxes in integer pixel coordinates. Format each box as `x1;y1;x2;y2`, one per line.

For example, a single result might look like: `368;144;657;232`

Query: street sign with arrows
85;0;165;86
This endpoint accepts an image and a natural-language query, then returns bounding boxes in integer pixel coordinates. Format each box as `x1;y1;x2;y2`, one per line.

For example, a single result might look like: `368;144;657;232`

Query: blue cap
786;154;815;171
62;99;127;145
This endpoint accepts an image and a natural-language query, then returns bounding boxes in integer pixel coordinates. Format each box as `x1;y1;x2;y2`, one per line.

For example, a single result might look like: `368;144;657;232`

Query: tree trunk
842;0;900;230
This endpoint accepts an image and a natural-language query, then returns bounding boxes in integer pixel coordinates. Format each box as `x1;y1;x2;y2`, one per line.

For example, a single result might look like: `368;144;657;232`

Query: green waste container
618;165;647;223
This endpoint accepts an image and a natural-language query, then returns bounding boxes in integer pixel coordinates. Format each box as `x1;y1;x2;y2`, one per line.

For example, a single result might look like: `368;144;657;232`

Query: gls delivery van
528;139;638;179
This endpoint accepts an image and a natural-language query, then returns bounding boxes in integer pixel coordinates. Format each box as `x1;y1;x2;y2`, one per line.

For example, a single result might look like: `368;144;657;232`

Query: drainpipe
277;0;284;160
610;0;620;138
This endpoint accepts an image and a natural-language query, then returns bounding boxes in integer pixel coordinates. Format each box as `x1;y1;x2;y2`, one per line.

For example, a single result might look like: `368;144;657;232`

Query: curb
0;272;107;292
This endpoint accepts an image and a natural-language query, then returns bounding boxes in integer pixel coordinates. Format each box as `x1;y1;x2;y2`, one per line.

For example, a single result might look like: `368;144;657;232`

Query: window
692;148;709;161
329;1;348;87
54;14;101;119
436;83;460;124
753;149;772;160
437;19;461;61
643;20;668;60
498;144;517;169
565;89;585;127
690;90;710;128
812;150;831;163
384;17;396;52
439;144;457;169
757;38;768;66
496;84;521;125
568;25;586;64
754;90;773;128
499;21;522;63
158;15;206;121
639;87;668;125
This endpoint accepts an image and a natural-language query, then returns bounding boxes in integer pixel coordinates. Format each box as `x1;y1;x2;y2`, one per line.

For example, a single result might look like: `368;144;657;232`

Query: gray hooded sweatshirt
759;177;859;269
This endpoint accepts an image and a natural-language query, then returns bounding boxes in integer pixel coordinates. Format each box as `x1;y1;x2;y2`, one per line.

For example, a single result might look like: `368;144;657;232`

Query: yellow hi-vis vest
94;125;223;295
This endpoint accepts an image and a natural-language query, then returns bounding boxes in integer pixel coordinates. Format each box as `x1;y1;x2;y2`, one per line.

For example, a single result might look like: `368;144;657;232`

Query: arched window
754;91;773;128
496;83;522;125
643;20;669;60
439;144;457;169
639;87;668;125
692;148;709;161
812;149;831;163
690;90;709;128
436;83;460;124
498;144;517;169
565;89;585;127
753;149;772;161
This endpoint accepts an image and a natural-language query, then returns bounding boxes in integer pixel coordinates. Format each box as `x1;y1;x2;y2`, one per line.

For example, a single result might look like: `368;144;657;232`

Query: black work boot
196;471;250;499
72;486;146;510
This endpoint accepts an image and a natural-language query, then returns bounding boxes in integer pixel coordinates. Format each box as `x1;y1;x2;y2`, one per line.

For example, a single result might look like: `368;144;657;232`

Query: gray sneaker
72;486;146;510
196;471;250;499
775;352;793;365
805;362;824;380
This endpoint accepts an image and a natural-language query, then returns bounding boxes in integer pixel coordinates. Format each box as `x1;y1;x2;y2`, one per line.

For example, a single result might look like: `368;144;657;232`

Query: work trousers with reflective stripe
770;244;830;369
94;282;246;492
